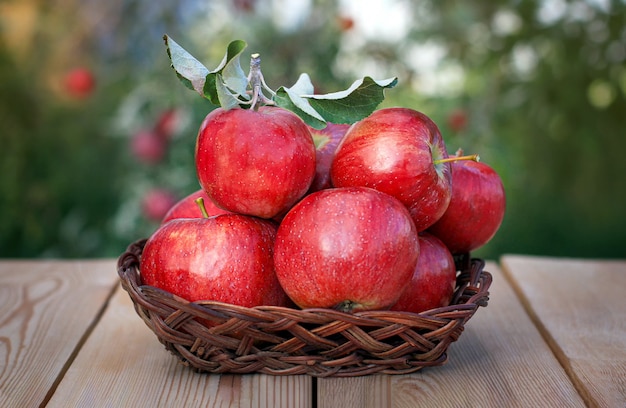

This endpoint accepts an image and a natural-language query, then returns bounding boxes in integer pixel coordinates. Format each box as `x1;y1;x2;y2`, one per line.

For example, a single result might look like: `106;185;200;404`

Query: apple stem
433;154;480;165
195;197;210;218
246;53;275;111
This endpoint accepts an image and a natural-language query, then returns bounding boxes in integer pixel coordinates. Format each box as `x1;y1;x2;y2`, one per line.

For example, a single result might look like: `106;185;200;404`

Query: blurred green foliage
1;0;625;259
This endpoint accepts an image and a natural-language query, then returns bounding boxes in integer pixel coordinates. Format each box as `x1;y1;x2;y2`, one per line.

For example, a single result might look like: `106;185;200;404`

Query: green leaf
274;75;397;129
215;73;242;110
274;74;326;129
164;36;250;107
306;77;398;124
165;37;397;121
220;41;249;96
204;40;249;106
163;35;210;95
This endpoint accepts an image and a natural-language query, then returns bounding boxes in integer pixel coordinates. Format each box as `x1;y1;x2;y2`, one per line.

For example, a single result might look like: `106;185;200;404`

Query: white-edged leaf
285;72;315;95
165;38;397;121
280;74;324;120
164;35;209;95
274;74;326;129
305;77;397;100
165;36;249;107
221;47;249;97
203;40;249;107
215;73;243;110
305;76;398;124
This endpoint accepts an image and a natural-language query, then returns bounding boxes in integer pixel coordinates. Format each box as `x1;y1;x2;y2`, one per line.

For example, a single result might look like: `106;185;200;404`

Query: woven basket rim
117;238;492;377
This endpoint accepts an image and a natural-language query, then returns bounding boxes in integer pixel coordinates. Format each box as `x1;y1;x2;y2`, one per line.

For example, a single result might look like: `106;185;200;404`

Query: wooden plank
47;279;312;408
0;260;119;408
501;255;626;408
317;262;586;408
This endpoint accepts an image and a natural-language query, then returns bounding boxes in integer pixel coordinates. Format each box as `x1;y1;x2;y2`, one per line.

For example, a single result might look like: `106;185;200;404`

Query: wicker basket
117;239;491;377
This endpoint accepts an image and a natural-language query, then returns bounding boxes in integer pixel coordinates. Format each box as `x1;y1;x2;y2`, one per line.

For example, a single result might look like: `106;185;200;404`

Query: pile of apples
140;104;506;314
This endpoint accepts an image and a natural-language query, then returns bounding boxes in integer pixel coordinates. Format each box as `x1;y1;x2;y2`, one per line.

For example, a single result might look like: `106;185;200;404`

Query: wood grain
47;281;312;408
501;255;626;408
4;256;622;407
0;260;119;408
316;262;586;408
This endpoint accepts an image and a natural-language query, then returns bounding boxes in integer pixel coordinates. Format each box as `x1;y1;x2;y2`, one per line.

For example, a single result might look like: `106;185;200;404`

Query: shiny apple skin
195;106;316;219
274;186;419;312
307;123;351;193
428;159;506;253
160;189;230;225
140;214;289;308
390;232;457;313
330;107;452;232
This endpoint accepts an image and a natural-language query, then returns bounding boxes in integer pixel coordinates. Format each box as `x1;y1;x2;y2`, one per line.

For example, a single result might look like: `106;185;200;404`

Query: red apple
140;214;289;307
307;122;350;193
390;232;457;313
428;153;506;253
273;186;420;312
161;189;230;224
337;16;355;31
233;0;256;12
195;106;316;219
131;129;167;164
64;67;96;99
155;108;180;140
330;107;453;232
447;109;468;133
142;188;178;222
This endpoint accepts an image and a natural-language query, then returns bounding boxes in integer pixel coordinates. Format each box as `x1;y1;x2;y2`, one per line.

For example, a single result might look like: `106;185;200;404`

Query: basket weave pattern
117;239;491;377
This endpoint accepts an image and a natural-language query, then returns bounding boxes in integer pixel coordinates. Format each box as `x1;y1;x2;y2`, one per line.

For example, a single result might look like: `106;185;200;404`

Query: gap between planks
498;257;596;408
39;282;121;408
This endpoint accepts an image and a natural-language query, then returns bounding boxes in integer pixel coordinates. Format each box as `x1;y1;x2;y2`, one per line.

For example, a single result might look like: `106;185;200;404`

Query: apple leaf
165;36;249;106
165;36;397;127
214;73;241;110
306;77;398;124
275;76;398;129
203;40;249;106
274;74;327;129
163;35;209;94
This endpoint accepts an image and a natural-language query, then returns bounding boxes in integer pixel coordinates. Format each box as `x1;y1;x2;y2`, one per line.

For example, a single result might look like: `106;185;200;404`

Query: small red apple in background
337;16;355;31
161;189;230;224
195;106;316;219
447;109;468;133
64;67;96;99
330;107;455;232
390;232;457;313
307;122;350;193
142;188;178;222
274;186;419;312
155;108;180;140
232;0;256;12
428;150;506;254
131;129;167;164
140;213;290;308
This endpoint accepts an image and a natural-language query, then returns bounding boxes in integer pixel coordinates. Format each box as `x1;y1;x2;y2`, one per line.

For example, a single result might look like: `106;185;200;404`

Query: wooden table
1;255;625;407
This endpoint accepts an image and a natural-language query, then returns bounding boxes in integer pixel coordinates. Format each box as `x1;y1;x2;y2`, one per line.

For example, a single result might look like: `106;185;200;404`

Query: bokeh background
1;0;625;260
